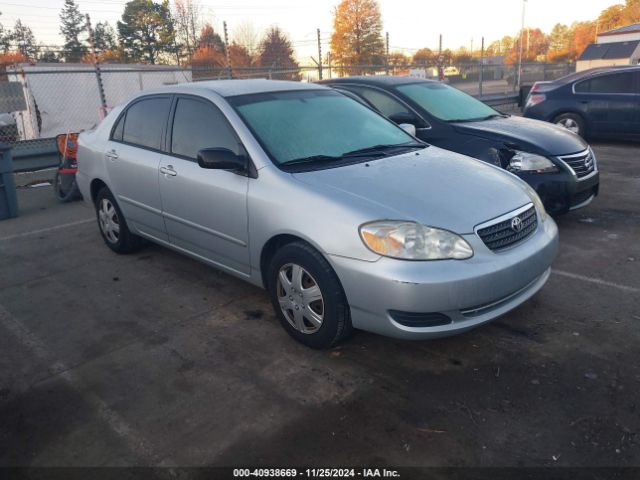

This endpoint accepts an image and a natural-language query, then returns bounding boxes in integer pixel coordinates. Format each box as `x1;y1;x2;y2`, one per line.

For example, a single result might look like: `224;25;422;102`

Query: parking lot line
0;303;171;469
0;218;94;242
552;269;639;293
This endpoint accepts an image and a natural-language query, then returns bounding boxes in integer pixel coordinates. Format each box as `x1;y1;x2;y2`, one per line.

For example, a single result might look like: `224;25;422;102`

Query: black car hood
452;115;588;156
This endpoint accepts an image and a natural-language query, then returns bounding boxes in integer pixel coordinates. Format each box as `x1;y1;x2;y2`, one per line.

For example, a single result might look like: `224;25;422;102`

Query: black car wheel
95;187;143;254
267;241;352;349
553;113;585;137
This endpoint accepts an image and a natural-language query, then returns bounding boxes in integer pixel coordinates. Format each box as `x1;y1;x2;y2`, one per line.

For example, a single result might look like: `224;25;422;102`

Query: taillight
525;93;546;108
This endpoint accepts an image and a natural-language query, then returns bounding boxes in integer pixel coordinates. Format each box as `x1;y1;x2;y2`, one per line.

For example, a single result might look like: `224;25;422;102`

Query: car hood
453;115;588;156
292;146;532;234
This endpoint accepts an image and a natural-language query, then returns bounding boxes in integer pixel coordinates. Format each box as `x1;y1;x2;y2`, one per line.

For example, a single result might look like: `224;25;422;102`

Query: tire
95;187;143;254
553;113;585;137
53;170;80;203
267;241;352;349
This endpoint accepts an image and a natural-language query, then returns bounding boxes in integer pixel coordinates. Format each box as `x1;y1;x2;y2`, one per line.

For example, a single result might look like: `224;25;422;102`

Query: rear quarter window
575;72;636;94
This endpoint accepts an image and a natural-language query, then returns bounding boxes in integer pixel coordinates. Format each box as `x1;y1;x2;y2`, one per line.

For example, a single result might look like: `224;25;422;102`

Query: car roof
136;79;326;98
320;75;436;87
552;65;640;85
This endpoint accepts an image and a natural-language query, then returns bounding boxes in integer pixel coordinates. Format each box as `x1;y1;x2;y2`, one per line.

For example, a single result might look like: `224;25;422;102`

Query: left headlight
359;221;473;260
508;151;558;173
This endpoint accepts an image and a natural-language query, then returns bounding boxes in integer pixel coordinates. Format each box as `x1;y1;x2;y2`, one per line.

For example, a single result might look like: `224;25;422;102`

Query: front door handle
160;165;177;177
105;149;118;160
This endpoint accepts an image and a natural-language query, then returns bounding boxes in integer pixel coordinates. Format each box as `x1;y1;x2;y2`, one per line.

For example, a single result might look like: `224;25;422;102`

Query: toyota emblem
511;216;523;232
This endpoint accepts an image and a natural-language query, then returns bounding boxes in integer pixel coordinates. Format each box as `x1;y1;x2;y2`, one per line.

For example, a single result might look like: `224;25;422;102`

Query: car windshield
228;89;418;167
396;82;499;122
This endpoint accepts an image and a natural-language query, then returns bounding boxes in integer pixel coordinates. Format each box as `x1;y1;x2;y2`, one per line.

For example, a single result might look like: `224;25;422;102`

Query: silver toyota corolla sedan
77;80;558;349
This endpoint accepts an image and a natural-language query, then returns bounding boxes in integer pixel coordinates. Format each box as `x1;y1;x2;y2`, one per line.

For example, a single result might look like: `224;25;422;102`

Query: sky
0;0;619;62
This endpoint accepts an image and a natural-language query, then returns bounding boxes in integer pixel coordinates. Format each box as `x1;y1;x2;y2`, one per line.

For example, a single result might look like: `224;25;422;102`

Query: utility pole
327;51;332;78
479;36;484;97
516;0;527;91
223;21;232;79
385;32;390;75
317;28;323;80
438;34;444;82
85;14;108;118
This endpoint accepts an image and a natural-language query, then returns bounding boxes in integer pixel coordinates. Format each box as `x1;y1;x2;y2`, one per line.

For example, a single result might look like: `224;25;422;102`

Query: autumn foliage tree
412;48;434;66
505;28;548;64
331;0;385;73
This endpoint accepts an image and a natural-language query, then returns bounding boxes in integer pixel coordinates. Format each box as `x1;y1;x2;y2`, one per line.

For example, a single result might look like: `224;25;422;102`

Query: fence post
86;14;108;118
385;32;390;75
317;28;323;80
223;21;232;79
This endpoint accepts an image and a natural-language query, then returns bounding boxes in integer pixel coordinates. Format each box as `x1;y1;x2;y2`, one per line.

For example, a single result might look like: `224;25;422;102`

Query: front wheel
553;113;585;137
267;241;352;349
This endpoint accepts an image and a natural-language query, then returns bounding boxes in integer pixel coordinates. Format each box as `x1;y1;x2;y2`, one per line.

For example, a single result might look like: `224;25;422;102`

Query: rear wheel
95;187;143;254
53;170;80;203
553;113;585;137
267;241;352;349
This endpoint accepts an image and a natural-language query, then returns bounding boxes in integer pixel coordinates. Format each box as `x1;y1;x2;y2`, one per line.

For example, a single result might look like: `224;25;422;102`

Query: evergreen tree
59;0;86;62
117;0;175;64
12;19;38;59
258;26;299;80
94;21;117;51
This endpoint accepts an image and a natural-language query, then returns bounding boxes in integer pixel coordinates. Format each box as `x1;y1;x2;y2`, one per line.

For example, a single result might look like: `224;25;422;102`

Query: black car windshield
396;82;499;122
228;90;418;167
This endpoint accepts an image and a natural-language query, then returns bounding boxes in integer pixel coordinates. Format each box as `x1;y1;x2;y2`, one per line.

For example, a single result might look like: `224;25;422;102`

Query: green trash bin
0;144;18;220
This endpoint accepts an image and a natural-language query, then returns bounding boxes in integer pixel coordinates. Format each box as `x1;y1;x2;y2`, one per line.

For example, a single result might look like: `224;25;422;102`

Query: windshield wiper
342;142;425;157
282;142;426;168
283;154;343;166
447;114;507;123
481;113;508;120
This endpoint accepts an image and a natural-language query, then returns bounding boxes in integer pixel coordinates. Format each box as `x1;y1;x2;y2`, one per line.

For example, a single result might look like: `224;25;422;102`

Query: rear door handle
160;165;177;177
105;149;118;160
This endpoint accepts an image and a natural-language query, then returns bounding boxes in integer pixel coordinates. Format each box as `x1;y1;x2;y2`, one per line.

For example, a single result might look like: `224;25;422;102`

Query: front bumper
518;169;599;215
328;217;558;340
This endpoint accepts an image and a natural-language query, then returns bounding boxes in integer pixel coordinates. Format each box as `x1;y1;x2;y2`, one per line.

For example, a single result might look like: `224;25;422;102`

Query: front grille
477;206;537;251
559;149;595;179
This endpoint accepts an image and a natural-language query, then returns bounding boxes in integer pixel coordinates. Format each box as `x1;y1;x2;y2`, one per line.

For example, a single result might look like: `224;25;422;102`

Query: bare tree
233;20;259;58
173;0;202;61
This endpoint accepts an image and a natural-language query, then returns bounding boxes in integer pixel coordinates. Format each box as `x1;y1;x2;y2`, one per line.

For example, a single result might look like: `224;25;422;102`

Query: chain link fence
0;61;575;166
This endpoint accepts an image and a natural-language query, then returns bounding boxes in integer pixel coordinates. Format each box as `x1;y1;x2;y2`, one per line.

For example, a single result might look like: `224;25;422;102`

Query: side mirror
389;111;429;129
197;148;246;171
399;123;416;136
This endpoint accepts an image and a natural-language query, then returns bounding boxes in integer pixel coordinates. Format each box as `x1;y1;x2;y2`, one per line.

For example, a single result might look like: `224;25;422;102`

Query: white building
576;23;640;72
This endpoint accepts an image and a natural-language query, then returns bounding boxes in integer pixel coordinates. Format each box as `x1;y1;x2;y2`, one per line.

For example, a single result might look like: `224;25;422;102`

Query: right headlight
507;151;558;173
359;221;473;260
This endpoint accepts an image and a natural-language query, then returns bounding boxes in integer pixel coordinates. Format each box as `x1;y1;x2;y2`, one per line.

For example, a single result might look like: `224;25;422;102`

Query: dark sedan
321;76;599;215
523;66;640;140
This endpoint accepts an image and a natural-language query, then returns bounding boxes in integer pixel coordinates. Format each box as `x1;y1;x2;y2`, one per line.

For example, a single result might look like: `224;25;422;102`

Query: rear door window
575;72;636;94
121;96;172;150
